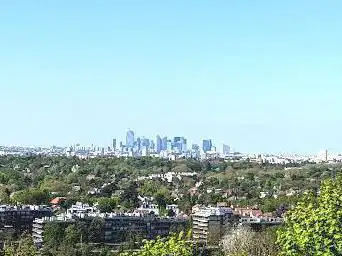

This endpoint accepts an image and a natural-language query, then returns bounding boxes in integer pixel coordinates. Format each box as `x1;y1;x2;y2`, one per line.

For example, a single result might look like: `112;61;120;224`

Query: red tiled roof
50;197;65;205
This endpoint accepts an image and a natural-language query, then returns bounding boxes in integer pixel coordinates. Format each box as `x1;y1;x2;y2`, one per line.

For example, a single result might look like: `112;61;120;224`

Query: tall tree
88;217;104;243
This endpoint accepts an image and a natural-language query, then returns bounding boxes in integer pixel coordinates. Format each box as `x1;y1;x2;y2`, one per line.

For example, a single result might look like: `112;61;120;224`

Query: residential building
33;213;189;248
67;202;98;215
192;207;236;245
0;205;53;238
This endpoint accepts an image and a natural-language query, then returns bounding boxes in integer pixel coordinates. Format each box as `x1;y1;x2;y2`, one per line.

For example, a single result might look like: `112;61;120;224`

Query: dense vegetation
277;175;342;255
0;156;341;214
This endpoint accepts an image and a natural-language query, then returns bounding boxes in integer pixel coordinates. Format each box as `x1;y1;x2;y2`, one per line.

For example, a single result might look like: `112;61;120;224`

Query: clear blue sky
1;1;341;153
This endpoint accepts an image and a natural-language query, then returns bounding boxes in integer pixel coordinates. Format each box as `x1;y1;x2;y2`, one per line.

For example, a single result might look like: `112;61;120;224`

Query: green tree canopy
120;232;192;256
11;188;49;205
97;197;119;213
277;175;342;255
4;232;37;256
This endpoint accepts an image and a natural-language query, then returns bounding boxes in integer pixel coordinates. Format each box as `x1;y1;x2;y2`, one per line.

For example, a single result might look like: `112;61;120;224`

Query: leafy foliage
4;232;37;256
0;155;341;215
277;175;342;255
120;232;192;256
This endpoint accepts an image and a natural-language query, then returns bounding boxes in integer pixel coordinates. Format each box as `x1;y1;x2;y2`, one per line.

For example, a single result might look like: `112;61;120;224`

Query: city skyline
1;1;342;153
0;127;337;155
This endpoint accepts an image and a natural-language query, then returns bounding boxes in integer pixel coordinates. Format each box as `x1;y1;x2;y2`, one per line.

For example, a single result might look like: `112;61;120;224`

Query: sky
0;1;342;153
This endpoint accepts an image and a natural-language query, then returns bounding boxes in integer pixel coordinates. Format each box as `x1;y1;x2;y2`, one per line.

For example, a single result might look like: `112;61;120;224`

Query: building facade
156;135;162;153
0;205;53;238
33;213;189;248
126;130;135;148
202;140;212;153
192;207;236;245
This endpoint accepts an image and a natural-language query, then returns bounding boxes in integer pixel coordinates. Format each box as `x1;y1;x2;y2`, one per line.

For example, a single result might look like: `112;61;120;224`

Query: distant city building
126;130;135;147
136;137;141;150
162;137;168;151
112;139;117;151
181;138;187;152
141;138;150;149
222;144;230;155
150;140;155;152
156;136;162;153
317;149;328;162
202;139;212;153
166;140;173;152
192;144;199;150
173;137;187;153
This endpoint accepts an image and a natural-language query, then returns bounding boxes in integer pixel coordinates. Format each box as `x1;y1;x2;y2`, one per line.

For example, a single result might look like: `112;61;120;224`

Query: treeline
0;155;341;215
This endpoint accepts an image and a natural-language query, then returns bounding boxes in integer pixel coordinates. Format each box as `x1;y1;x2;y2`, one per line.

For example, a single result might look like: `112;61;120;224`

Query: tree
88;217;104;243
43;222;66;253
120;231;192;256
78;244;93;256
97;197;118;213
120;182;139;209
222;227;279;256
0;187;10;203
99;247;111;256
4;232;38;256
277;175;342;255
11;188;49;204
4;243;16;256
64;224;81;246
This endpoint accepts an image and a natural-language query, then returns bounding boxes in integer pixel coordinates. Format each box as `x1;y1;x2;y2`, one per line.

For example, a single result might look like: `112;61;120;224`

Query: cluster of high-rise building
66;130;233;159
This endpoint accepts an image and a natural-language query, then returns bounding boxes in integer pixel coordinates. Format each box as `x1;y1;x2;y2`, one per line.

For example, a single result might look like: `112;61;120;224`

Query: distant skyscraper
166;140;173;152
136;137;141;150
202;139;212;153
182;138;187;152
223;144;230;155
162;137;168;151
156;135;162;153
142;138;150;148
112;139;117;151
174;137;181;143
126;130;135;147
173;137;187;153
150;140;155;152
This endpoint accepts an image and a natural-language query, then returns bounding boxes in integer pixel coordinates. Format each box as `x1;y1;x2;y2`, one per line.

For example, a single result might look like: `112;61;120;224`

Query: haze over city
1;1;342;153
